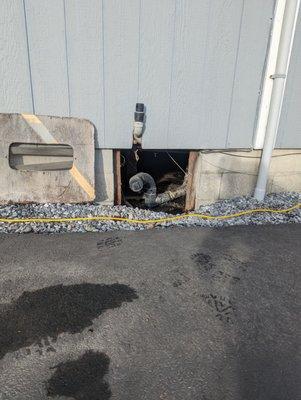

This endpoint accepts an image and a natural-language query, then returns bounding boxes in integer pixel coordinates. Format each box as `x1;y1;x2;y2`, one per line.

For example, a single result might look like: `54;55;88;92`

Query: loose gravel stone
0;192;299;234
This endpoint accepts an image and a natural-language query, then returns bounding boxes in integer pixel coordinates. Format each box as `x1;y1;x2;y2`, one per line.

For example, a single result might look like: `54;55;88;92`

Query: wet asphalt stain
191;253;245;324
47;350;111;400
191;252;215;271
0;283;138;360
97;236;122;250
171;267;190;288
191;252;247;285
201;293;236;324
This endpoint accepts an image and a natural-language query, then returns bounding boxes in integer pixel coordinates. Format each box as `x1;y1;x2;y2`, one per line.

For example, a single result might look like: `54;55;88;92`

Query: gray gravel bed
0;192;299;234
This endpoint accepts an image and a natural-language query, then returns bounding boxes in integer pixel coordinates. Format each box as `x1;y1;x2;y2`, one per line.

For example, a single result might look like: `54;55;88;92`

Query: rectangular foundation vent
9;143;73;171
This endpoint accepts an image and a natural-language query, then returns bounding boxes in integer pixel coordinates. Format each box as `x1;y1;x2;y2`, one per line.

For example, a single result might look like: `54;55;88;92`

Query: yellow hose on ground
0;203;299;225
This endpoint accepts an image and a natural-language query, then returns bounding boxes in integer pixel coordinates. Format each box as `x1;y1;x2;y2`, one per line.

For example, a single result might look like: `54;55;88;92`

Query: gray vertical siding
0;0;280;149
24;0;70;116
102;0;140;149
0;0;33;113
277;11;301;148
138;0;175;149
64;0;105;147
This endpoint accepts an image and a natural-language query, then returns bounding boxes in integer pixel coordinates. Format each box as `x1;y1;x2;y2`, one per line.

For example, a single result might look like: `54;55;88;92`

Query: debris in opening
121;149;189;213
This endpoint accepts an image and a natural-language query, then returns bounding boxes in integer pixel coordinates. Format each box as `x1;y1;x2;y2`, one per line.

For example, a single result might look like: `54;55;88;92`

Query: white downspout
253;0;286;149
254;0;300;200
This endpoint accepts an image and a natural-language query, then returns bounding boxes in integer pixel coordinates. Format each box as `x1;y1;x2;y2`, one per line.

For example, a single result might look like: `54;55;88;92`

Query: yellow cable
0;203;299;225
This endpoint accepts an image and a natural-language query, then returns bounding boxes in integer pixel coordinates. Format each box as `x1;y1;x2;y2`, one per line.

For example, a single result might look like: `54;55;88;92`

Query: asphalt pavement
0;224;300;400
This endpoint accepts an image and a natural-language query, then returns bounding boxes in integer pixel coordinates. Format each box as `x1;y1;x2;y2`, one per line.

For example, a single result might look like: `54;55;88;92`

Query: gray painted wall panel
64;0;105;147
277;12;301;148
0;0;33;113
168;0;212;149
103;0;140;149
190;0;244;149
0;0;281;149
227;0;275;148
139;0;175;149
24;0;69;116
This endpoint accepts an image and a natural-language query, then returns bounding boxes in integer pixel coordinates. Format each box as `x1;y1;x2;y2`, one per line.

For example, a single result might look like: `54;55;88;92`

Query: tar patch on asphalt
0;283;138;360
46;350;111;400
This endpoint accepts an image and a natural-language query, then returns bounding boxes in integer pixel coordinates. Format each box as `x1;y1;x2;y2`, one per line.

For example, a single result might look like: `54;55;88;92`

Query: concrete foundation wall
8;144;297;206
95;149;301;208
195;150;301;207
95;149;114;205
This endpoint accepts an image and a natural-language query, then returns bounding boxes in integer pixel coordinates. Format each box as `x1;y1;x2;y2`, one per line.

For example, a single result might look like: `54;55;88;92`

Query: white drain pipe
254;0;300;200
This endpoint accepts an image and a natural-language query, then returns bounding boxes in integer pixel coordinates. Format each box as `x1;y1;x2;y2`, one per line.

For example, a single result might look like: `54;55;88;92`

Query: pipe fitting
129;172;157;208
133;103;145;143
129;172;187;208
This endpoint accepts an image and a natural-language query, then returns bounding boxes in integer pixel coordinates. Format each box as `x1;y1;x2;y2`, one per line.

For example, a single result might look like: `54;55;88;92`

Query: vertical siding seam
278;21;301;147
137;0;142;100
22;0;35;113
166;0;177;148
101;0;106;145
63;0;71;117
225;0;245;148
200;1;212;146
252;1;276;149
218;172;223;200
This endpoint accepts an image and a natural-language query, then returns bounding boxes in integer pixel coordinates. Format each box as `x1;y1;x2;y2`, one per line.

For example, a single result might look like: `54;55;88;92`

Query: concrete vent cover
0;113;95;204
